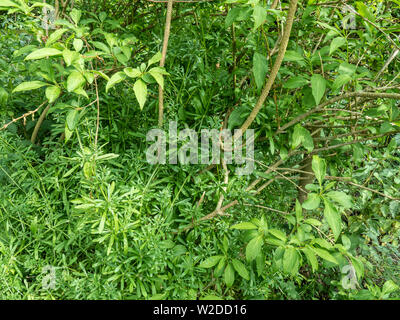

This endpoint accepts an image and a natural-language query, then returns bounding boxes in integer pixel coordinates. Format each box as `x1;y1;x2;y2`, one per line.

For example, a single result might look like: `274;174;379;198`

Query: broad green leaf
323;199;342;240
46;29;68;46
124;67;141;78
66;109;79;131
283;76;309;89
149;67;169;75
350;256;364;280
70;8;82;25
312;155;326;185
232;259;249;280
329;37;346;55
382;280;398;296
224;263;235;287
268;229;286;242
25;48;62;60
302;193;321;210
332;74;352;91
283;50;304;62
13;81;48;93
292;124;313;151
133;79;147;110
45;85;61;103
311;247;338;264
225;7;241;28
302;247;318;272
0;0;17;8
356;1;376;22
62;49;77;66
311;74;326;105
149;69;164;89
198;255;223;268
338;62;357;76
73;38;83;52
246;235;263;261
283;247;300;275
106;72;126;92
67;71;86;92
148;52;162;66
253;52;268;90
231;222;257;230
326;191;352;209
253;5;267;30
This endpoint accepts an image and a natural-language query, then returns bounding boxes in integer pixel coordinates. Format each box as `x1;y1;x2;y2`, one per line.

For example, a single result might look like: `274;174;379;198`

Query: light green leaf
73;38;84;52
106;72;126;92
356;1;376;22
46;29;68;46
133;79;147;110
0;87;8;106
283;76;309;89
66;109;79;131
149;69;164;89
231;222;258;230
45;85;61;103
25;48;62;60
13;81;48;93
295;199;303;222
311;74;326;105
70;8;82;25
224;264;235;287
302;247;318;272
332;74;352;91
382;280;398;296
253;5;267;30
329;37;346;55
232;259;249;280
302;193;321;210
246;235;263;261
253;52;268;91
283;50;304;62
312;155;326;185
148;52;162;67
67;71;86;92
323;199;342;240
124;67;141;78
199;255;223;268
326;191;353;209
283;247;300;275
311;247;338;264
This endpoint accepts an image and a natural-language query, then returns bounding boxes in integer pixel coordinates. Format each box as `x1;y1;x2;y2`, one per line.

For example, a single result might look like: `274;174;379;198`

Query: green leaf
66;109;79;131
133;79;147;110
295;199;303;222
13;81;48;93
246;235;263;261
70;8;82;25
124;67;141;78
382;280;399;296
326;191;352;209
329;37;346;55
148;52;162;67
45;86;61;103
149;69;164;89
67;71;86;92
231;222;258;230
253;52;268;91
62;49;78;66
253;5;267;30
283;76;309;89
106;72;126;92
332;74;352;91
323;199;342;241
312;155;326;185
232;259;249;280
356;1;376;22
73;38;84;52
46;29;68;46
311;247;338;264
302;193;321;210
224;264;235;287
0;87;8;106
292;124;313;151
199;255;223;268
302;247;318;272
25;48;62;60
283;247;300;275
338;62;357;76
225;7;241;28
283;50;304;62
311;74;326;105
